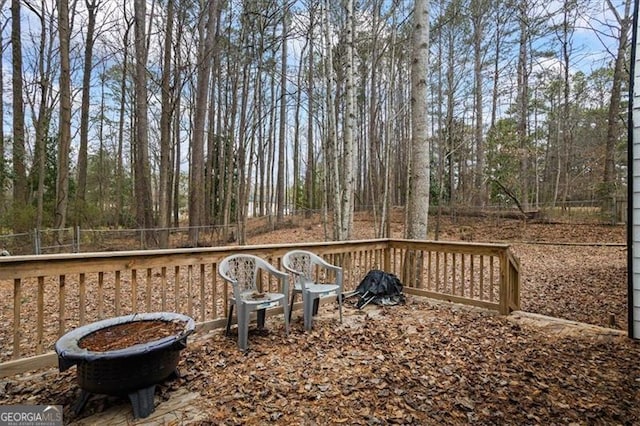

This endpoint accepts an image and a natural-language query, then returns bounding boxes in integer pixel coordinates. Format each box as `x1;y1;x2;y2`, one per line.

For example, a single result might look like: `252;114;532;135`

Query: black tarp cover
354;269;406;308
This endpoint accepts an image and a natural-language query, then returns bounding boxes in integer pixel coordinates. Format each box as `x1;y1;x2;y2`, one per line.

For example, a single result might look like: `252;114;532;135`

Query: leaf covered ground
2;298;638;425
1;217;637;425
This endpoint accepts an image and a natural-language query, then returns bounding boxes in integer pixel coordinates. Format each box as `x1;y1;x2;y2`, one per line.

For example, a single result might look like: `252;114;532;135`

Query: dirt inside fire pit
78;320;185;352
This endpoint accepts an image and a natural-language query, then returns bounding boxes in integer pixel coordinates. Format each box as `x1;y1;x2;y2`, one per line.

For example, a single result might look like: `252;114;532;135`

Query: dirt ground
1;215;636;425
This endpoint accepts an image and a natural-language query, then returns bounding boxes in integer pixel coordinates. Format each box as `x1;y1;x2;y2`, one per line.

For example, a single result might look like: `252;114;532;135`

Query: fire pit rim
55;312;195;371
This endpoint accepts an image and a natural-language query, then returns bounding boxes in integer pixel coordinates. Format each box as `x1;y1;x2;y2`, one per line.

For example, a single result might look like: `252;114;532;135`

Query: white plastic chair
218;254;290;350
282;250;343;330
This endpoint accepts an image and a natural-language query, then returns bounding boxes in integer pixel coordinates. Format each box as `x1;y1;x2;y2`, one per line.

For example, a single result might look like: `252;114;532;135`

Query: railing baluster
435;251;441;292
479;256;485;300
187;265;194;318
13;278;21;359
200;264;206;321
115;270;121;315
452;253;457;295
37;277;44;354
461;254;466;297
58;275;66;336
79;273;86;325
469;255;474;299
131;269;138;312
426;251;432;290
146;268;152;312
161;266;167;311
174;266;180;312
443;253;448;293
98;272;104;320
212;263;218;319
489;257;495;302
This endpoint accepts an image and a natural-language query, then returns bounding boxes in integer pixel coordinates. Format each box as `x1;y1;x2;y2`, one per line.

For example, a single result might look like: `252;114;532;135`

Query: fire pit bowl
55;312;195;418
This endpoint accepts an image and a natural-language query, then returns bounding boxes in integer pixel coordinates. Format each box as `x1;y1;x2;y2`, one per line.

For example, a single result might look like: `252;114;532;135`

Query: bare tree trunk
171;5;186;228
405;0;430;289
471;0;488;207
97;71;106;214
54;0;72;240
172;100;182;228
490;1;508;130
76;0;100;225
133;0;154;239
515;0;530;210
292;37;307;215
276;3;289;223
407;0;430;240
23;0;54;230
559;0;576;211
158;0;174;247
116;18;132;227
378;7;398;239
340;0;356;240
189;0;219;245
11;0;28;230
305;6;316;216
323;0;340;239
236;54;252;244
0;13;5;218
601;0;632;213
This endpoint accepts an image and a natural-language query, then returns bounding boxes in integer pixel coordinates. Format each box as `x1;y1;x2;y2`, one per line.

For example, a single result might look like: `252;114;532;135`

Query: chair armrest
312;256;342;273
256;261;289;295
311;256;343;291
257;261;288;280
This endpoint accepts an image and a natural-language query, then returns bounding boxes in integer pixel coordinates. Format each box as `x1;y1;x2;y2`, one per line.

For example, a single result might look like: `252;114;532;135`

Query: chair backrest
283;250;317;280
218;254;263;296
219;254;288;299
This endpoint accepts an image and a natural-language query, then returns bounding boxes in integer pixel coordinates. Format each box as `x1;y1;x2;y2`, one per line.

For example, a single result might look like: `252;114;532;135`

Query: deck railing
0;239;519;377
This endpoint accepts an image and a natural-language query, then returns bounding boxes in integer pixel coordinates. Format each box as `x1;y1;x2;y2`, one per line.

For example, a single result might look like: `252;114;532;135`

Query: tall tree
305;3;317;217
133;0;154;235
515;0;530;211
276;1;289;223
0;0;6;218
54;0;72;236
470;0;490;207
75;0;101;224
158;0;175;247
115;15;133;227
336;0;356;241
11;0;28;230
188;0;219;245
601;0;632;213
406;0;430;240
23;0;55;230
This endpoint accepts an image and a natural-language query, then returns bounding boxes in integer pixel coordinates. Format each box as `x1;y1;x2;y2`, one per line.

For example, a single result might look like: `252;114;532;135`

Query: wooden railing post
499;248;521;314
383;242;391;272
499;251;509;315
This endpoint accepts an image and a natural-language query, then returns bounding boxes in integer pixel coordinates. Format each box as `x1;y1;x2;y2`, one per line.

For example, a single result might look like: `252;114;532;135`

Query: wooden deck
1;238;520;377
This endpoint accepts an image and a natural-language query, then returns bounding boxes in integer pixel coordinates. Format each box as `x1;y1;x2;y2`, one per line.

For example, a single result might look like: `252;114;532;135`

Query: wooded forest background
0;0;632;246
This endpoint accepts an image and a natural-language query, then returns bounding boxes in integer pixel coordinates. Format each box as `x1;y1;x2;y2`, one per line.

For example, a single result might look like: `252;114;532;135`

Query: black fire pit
55;312;195;419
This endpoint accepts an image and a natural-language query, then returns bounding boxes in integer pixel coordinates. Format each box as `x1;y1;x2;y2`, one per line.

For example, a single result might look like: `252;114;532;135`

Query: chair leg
338;293;343;323
257;308;266;330
288;291;297;322
225;304;234;337
303;295;315;331
312;298;320;316
237;305;249;351
283;300;290;335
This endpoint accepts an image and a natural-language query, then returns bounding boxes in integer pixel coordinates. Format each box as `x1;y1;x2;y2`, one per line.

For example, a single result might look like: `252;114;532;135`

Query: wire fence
0;201;626;256
0;225;239;256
